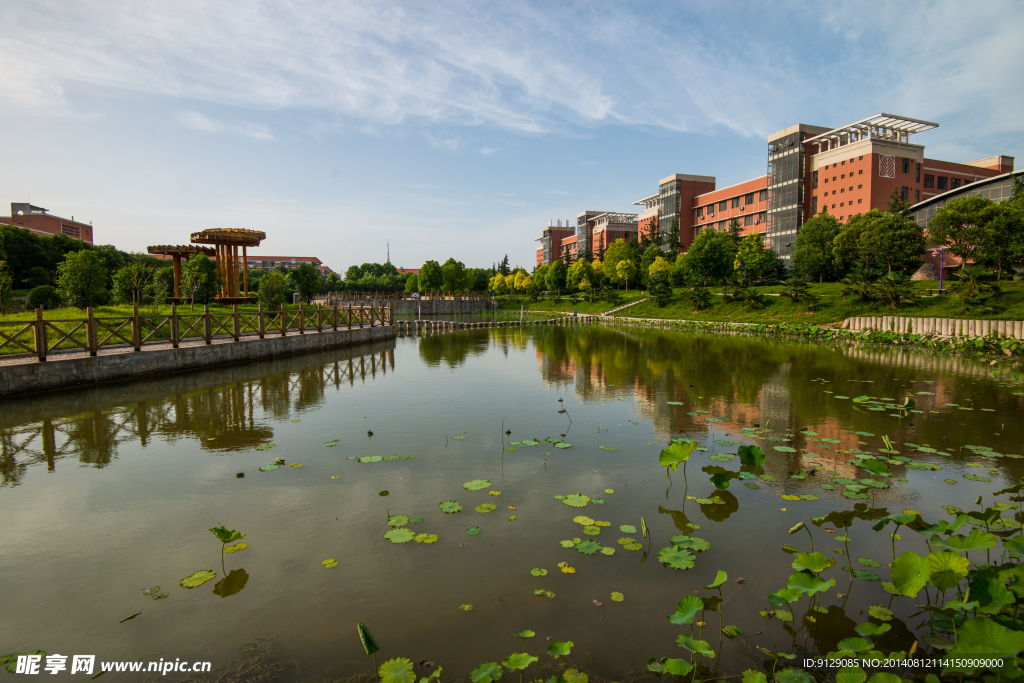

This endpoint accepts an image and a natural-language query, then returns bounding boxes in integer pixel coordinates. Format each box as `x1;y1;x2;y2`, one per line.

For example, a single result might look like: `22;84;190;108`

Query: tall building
0;203;95;243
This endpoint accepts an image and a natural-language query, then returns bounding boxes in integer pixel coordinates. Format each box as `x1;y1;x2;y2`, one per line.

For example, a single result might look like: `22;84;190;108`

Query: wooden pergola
190;228;266;303
146;244;216;300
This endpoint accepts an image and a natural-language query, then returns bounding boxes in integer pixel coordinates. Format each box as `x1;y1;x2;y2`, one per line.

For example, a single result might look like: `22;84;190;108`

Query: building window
857;199;862;204
718;200;727;211
759;190;767;202
755;212;764;224
937;176;948;190
858;170;863;175
832;204;836;209
708;204;715;216
697;207;704;218
901;186;908;201
923;174;935;188
858;184;862;189
859;155;863;160
824;178;828;183
840;202;844;207
744;214;753;226
915;190;920;203
730;197;740;209
813;171;818;188
916;164;920;182
951;178;961;189
832;190;836;195
812;196;818;213
841;160;846;165
841;174;845;179
744;193;754;205
840;188;844;193
902;158;910;173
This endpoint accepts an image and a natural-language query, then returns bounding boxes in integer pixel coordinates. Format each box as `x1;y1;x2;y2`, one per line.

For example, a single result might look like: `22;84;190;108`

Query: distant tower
387;240;391;265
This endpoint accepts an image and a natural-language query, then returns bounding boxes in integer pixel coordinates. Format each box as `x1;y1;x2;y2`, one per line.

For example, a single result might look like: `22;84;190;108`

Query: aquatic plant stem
373;652;379;683
803;525;814;553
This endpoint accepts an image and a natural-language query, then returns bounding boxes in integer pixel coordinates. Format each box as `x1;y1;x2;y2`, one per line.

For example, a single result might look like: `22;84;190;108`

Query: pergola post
243;246;249;297
172;254;182;298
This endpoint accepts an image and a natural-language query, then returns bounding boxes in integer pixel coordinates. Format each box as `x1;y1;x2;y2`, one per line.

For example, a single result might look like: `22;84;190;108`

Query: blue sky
1;1;1022;274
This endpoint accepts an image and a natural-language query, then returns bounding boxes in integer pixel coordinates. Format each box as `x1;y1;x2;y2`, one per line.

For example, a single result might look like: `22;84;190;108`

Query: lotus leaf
675;635;715;658
583;526;600;536
255;444;276;451
459;604;473;611
792;552;831;573
600;547;615;555
769;587;804;607
591;499;604;504
836;637;873;653
947;615;1024;663
576;540;602;555
669;535;711;552
573;515;595;525
658;546;695;570
623;541;643;551
928;551;969;591
609;591;624;602
774;446;797;453
660;440;697;471
534;588;546;596
889;552;930;597
744;483;760;489
970;575;1016;614
774;610;794;622
852;570;880;581
667;595;703;625
223;543;247;553
563;670;588;683
359;456;383;463
470;662;503;683
560;540;575;548
710;473;731;490
741;670;767;683
502;653;538;671
774;670;812;683
463;479;492;491
384;528;415;543
963;474;991;482
554;443;572;449
378;658;416;683
324;440;339;447
835;669;866;683
787;571;835;595
781;494;801;501
180;570;216;588
594;520;610;527
854;622;891;637
438;501;463;514
387;515;410;527
322;558;338;568
857;558;880;568
620;524;637;533
258;465;279;472
466;527;482;536
931;529;997;553
475;503;497;513
562;494;591;508
531;568;548;576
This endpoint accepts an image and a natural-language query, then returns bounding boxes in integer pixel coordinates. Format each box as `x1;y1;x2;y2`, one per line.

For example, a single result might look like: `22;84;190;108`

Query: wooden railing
0;304;393;361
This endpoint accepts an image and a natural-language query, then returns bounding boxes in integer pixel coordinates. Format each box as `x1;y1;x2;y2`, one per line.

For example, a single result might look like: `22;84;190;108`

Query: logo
879;155;896;178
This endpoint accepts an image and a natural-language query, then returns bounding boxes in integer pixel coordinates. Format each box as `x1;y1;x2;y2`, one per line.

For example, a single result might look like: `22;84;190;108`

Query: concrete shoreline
0;324;395;399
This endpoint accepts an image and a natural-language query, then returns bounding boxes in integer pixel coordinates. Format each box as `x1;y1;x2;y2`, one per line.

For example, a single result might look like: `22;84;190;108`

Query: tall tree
603;239;632;289
0;261;13;313
179;255;220;311
616;258;636;292
288;263;323;303
111;262;155;304
418;260;442;292
258;272;287;308
929;195;997;267
440;258;467;293
639;243;663;287
860;211;925;273
674;228;737;285
404;273;419;293
56;250;108;308
792;212;842;282
734;233;782;284
499;255;510;276
727;219;743;246
546;259;568;295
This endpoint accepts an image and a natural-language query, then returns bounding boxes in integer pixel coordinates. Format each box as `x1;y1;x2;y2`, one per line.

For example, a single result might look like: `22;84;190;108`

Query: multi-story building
240;255;335;276
535;212;639;266
532;113;1013;264
535;219;575;267
0;203;94;243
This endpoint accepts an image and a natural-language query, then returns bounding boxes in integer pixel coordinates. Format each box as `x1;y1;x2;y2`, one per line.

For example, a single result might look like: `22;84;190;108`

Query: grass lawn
499;281;1024;325
495;289;647;315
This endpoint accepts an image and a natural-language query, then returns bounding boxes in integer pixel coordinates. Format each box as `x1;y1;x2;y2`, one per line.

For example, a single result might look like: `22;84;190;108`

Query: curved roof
190;228;266;246
910;169;1022;213
148;244;216;256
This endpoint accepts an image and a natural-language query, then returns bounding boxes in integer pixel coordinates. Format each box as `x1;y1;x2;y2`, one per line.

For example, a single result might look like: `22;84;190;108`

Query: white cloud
425;133;459;152
0;0;1020;142
478;147;499;156
176;110;274;140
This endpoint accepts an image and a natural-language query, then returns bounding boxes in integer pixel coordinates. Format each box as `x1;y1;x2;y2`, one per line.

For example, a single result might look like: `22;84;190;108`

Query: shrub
28;285;62;310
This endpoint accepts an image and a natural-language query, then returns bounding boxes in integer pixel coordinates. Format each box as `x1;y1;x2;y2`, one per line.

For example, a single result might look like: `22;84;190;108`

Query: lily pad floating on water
852;570;881;581
610;592;624;602
384;528;415;544
669;535;711;552
667;401;684;406
620;524;637;533
658;546;695;570
459;604;473;611
258;464;280;472
591;498;605;504
322;559;338;568
223;543;248;553
414;533;438;543
358;456;384;463
466;527;482;536
180;570;217;589
287;463;303;468
324;440;339;447
463;479;492;491
487;491;502;496
531;568;548;576
438;501;463;514
452;436;465;440
554;443;572;449
583;526;601;536
562;493;591;508
573;515;595;525
387;515;410;527
774;446;798;453
575;540;602;555
600;547;615;556
963;474;992;482
255;444;276;451
475;503;497;513
857;558;881;568
599;446;617;451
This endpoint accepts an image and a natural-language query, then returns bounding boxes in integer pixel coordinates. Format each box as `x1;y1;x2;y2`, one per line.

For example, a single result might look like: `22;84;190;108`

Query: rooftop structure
1;202;94;243
190;228;266;303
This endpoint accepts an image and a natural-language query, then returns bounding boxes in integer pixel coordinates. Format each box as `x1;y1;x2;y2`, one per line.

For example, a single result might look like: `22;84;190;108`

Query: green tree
532;264;551;291
603;239;632;289
664;218;682;255
440;258;467;293
546;259;568;295
792;211;842;282
288;263;323;303
835;209;924;273
616;258;636;292
56;250;108;308
111;262;154;304
564;260;590;292
727;219;743;246
498;254;510;276
28;285;61;310
677;228;736;285
886;188;913;217
0;260;13;313
975;202;1024;278
927;195;991;265
25;266;50;287
258;272;287;308
404;273;419;293
180;255;220;311
639;243;663;287
734;233;777;283
418;260;442;292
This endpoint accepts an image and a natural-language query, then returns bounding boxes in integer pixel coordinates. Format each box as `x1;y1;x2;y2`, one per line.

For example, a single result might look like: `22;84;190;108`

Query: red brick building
0;203;94;243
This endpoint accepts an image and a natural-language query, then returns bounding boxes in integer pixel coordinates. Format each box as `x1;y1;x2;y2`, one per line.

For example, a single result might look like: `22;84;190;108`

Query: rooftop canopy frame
146;245;216;299
805;113;939;152
189;228;266;300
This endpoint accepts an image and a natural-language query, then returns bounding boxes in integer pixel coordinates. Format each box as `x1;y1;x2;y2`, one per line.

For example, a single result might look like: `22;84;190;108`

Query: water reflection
0;343;395;487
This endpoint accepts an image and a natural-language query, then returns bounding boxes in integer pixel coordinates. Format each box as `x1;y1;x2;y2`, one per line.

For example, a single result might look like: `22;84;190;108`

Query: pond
2;325;1023;681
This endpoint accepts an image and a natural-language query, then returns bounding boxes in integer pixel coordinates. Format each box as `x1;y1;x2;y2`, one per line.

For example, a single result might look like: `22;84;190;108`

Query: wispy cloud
0;1;1021;141
478;147;499;156
176;110;274;140
425;132;459;151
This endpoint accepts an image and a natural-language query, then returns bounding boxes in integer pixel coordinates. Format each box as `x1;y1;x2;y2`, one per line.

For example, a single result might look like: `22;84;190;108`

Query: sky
1;0;1022;275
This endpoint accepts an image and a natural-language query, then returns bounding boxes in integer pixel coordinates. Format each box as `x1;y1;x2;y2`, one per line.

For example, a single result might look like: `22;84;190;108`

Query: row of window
822;155;865;170
923;175;968;191
697;190;767;218
705;212;767;230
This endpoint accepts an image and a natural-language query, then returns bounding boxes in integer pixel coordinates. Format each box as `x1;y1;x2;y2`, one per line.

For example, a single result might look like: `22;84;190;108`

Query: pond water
2;326;1023;680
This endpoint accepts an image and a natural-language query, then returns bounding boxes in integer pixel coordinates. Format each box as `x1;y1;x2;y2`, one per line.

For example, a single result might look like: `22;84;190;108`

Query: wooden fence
0;303;393;361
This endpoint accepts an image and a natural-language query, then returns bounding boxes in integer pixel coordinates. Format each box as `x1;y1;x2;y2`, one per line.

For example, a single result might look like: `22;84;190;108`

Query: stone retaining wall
842;316;1024;338
0;325;395;398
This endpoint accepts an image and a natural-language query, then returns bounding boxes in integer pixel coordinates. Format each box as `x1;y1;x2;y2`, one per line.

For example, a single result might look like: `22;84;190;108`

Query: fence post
280;303;287;336
34;307;47;361
347;306;352;329
332;305;338;331
317;303;323;332
132;304;142;351
204;304;212;345
232;304;240;341
359;304;365;328
87;306;99;356
298;302;305;334
170;305;180;349
258;303;265;339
